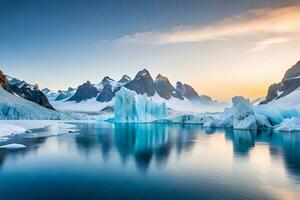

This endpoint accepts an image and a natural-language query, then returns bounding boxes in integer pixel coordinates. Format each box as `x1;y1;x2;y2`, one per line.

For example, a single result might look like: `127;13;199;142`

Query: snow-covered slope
262;60;300;104
267;88;300;111
0;87;73;120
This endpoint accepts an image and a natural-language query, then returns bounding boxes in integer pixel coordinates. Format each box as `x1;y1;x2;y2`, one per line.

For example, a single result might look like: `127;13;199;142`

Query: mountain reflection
73;123;199;172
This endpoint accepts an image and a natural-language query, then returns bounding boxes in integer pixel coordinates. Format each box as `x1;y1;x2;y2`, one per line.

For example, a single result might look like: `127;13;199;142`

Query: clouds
118;5;300;49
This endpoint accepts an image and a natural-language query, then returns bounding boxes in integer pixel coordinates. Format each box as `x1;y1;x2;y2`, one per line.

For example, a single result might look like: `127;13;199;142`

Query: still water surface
0;122;299;200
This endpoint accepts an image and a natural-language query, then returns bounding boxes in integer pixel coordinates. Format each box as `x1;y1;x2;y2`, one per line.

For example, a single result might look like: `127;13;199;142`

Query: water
0;122;299;200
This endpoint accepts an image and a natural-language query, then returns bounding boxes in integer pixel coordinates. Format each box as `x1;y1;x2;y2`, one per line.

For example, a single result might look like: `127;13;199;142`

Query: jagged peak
102;76;114;83
155;73;169;82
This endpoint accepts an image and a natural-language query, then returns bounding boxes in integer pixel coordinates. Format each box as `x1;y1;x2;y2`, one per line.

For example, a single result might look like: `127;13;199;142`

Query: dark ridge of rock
155;74;183;100
125;69;156;97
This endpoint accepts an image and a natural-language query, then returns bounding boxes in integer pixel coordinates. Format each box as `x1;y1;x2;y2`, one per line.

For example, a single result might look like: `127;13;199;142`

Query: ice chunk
255;114;272;129
0;143;26;150
0;124;26;138
114;87;168;122
274;117;300;132
231;96;257;130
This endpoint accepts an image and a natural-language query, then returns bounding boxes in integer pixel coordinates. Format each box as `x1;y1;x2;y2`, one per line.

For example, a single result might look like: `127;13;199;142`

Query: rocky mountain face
96;76;118;102
261;60;300;104
176;81;213;104
1;71;55;110
155;74;183;100
125;69;156;97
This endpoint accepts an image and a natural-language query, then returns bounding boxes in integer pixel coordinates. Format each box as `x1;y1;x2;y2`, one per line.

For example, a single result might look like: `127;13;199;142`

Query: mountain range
47;69;219;106
2;60;300;115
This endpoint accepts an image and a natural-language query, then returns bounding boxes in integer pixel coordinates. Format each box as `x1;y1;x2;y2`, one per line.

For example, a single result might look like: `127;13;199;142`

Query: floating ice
274;117;300;132
0;143;26;150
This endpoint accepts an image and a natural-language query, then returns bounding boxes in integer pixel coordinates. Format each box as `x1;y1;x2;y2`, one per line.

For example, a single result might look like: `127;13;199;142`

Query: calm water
0;122;300;200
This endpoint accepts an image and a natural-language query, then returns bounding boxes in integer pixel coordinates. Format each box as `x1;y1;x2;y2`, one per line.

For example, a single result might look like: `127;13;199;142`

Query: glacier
113;87;168;122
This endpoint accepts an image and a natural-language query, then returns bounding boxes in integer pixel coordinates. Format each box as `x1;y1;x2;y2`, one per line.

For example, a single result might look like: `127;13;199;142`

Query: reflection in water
233;130;256;156
280;133;300;182
0;123;299;179
114;123;169;172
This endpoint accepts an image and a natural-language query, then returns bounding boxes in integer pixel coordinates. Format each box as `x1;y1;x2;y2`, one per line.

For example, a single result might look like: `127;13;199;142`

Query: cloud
249;37;290;53
118;5;300;45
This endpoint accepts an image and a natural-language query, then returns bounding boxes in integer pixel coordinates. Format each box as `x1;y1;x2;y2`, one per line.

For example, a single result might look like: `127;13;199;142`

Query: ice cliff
113;87;168;122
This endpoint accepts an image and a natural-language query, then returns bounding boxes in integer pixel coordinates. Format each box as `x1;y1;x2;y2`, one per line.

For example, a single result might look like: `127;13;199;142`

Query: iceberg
231;96;257;130
114;87;168;122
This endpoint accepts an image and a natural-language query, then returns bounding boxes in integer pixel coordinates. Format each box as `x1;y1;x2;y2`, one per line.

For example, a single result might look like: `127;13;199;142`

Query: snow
151;93;226;113
274;117;300;132
51;98;113;113
0;143;26;150
114;87;168;122
267;88;300;111
0;120;80;142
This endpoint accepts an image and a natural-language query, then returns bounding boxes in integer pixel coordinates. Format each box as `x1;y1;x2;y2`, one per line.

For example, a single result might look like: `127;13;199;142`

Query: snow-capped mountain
68;81;99;102
4;73;54;110
55;87;76;101
42;87;76;101
155;74;184;100
262;60;300;104
125;69;156;97
176;81;214;104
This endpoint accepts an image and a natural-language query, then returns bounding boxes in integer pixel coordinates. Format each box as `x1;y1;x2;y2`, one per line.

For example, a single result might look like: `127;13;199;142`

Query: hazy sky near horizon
1;0;300;101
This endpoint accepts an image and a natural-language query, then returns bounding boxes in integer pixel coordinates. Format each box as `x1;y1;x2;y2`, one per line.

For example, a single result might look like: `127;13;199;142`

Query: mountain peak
156;73;168;81
283;60;300;80
136;69;151;78
125;68;155;96
102;76;114;83
119;75;131;83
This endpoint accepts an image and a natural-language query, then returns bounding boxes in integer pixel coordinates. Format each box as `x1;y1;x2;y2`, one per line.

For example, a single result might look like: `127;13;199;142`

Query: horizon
1;0;300;101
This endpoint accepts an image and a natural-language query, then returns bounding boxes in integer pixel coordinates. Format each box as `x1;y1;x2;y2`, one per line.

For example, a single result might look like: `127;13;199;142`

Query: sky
1;0;300;101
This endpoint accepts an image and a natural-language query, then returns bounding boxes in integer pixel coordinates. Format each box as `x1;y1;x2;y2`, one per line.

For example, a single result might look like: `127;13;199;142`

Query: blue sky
1;0;300;100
